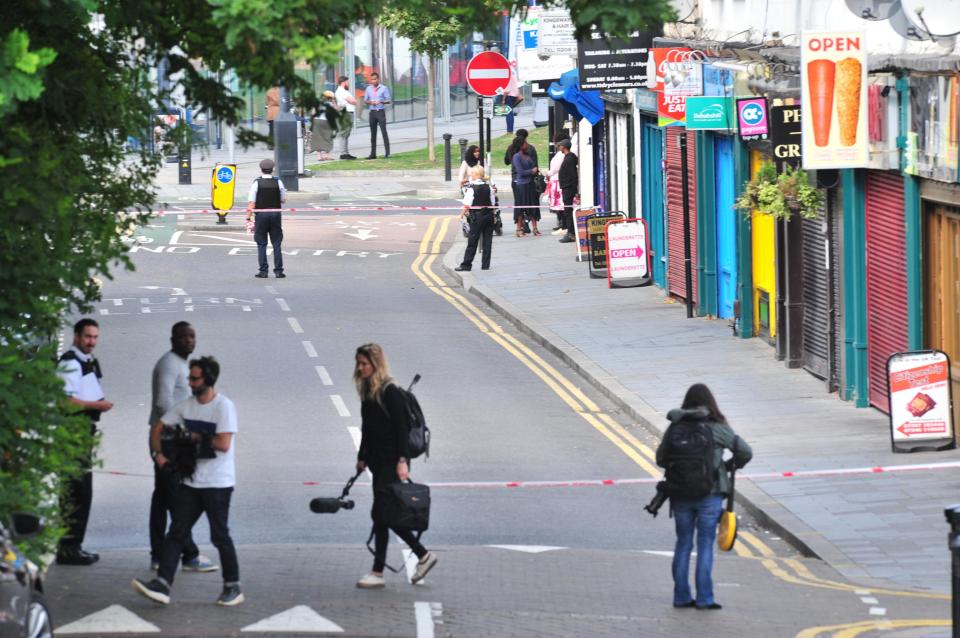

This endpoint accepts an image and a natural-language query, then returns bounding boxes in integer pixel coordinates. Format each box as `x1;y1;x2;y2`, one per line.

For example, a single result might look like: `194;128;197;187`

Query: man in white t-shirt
334;75;357;160
133;356;243;607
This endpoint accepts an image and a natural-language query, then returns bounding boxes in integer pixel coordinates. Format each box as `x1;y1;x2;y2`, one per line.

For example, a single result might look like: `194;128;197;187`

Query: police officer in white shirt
57;318;113;565
245;158;287;279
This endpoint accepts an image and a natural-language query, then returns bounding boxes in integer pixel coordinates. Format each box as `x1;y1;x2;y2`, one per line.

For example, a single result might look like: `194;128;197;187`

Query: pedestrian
312;90;340;161
455;164;495;272
265;86;280;138
133;356;244;607
546;132;569;234
245;158;286;279
502;70;523;134
503;129;539;170
457;144;481;190
557;139;579;244
511;140;541;237
56;318;113;566
353;343;437;589
148;322;218;574
655;383;752;611
364;72;391;159
334;76;357;160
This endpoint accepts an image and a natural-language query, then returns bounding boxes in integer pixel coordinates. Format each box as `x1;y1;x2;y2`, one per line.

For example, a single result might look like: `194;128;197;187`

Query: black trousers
561;187;576;232
150;462;199;563
460;211;495;270
254;211;284;274
370;463;426;572
158;485;239;586
369;110;390;156
60;422;95;549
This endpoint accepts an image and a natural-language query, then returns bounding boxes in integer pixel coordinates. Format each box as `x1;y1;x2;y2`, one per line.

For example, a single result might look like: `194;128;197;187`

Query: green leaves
0;29;56;117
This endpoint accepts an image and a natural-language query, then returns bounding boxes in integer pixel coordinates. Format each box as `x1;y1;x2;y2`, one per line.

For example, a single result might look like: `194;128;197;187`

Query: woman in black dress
510;141;541;236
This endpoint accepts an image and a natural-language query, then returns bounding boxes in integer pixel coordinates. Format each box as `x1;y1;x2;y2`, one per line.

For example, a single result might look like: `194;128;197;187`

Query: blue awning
548;69;605;126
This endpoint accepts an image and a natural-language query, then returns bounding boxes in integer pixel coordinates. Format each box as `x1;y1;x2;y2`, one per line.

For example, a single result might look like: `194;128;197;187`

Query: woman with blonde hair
353;343;437;589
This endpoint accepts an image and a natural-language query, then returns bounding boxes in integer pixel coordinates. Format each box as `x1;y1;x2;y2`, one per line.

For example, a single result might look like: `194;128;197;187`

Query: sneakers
182;555;219;572
356;572;385;589
132;578;170;605
558;234;576;243
551;228;567;235
217;585;245;606
411;552;438;584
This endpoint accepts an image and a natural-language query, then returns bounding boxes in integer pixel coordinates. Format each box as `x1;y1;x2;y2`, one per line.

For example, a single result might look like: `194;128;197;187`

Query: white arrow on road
58;605;160;634
139;285;187;296
241;606;344;633
344;228;379;241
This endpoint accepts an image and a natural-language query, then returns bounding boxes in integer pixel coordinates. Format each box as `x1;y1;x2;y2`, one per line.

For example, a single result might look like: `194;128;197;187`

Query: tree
0;0;675;557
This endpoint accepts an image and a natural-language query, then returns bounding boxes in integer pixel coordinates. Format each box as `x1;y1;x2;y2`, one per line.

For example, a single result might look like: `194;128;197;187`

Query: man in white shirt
148;322;217;573
133;356;243;607
334;76;357;160
57;318;113;566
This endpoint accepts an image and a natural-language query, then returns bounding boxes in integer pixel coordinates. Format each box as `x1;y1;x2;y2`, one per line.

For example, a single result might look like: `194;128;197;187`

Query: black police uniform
458;183;495;270
253;177;284;276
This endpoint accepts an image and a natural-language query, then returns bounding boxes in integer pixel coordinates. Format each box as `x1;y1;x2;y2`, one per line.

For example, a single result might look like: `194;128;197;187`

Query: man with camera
133;356;243;607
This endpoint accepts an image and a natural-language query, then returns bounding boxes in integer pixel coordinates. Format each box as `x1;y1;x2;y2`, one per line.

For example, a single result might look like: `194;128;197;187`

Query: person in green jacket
656;383;753;611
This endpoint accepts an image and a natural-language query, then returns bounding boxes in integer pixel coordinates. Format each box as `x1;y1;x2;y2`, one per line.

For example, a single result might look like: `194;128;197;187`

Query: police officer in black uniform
245;158;287;278
455;164;496;272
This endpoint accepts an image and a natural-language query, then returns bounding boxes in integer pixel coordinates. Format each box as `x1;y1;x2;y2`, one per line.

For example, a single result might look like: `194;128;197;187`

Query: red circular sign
465;51;512;97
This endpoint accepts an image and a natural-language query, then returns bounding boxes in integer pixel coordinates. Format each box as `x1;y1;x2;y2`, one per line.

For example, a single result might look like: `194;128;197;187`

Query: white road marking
860;596;879;605
414;601;438;637
302;341;318;358
265;285;279;295
855;589;872;595
276;298;291;311
169;230;183;245
486;545;566;554
189;233;256;244
57;605;160;634
640;550;675;558
330;394;350;417
288;317;303;333
139;285;187;296
347;426;361;450
344;228;379;240
315;366;333;385
869;607;887;616
241;605;344;633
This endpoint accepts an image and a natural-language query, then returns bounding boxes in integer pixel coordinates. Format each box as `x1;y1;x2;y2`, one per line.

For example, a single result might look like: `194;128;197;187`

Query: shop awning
548;69;605;126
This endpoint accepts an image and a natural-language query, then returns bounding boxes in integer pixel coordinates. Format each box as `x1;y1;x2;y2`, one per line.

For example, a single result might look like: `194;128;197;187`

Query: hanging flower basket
735;164;822;221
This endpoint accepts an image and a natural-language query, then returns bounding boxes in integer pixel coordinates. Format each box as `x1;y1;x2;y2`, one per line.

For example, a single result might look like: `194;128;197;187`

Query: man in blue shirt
363;72;391;159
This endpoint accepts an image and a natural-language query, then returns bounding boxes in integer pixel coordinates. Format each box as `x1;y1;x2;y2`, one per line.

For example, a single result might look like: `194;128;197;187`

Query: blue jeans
158;486;239;586
671;494;724;606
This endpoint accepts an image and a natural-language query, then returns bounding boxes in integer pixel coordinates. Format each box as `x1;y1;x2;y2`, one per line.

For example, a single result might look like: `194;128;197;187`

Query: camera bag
372;480;430;531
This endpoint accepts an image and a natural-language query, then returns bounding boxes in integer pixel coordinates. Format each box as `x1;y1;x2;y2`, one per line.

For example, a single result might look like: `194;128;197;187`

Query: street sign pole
477;97;485;167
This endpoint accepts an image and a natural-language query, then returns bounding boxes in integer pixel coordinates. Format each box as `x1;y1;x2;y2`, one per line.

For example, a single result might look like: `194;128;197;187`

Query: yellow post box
211;163;237;224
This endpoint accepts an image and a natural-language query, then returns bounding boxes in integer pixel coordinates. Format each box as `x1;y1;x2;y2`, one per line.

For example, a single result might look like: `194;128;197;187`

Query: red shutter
864;170;908;412
665;128;698;302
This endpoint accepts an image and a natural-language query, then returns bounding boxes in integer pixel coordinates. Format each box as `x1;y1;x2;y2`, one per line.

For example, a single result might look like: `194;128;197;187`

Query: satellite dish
900;0;960;37
844;0;900;20
889;7;932;40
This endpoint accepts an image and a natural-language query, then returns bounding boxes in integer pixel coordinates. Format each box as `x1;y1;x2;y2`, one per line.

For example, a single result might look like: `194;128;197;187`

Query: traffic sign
493;105;513;116
466;51;512;97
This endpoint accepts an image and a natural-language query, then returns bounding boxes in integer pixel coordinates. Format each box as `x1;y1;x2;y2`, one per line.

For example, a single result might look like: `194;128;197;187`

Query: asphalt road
44;197;951;637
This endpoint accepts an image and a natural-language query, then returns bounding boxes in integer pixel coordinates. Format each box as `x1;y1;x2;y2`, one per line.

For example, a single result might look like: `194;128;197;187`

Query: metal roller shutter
665;128;698;302
801;200;830;380
864;171;908;412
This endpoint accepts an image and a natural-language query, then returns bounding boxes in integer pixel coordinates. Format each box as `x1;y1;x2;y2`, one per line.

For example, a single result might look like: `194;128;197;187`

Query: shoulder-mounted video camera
161;425;215;480
309;470;362;514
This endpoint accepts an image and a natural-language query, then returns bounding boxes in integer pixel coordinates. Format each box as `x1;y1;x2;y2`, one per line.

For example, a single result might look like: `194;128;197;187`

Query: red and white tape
156;204;543;216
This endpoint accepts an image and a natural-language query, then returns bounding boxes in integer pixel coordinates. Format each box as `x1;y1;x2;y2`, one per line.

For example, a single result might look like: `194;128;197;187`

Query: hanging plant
734;164;823;221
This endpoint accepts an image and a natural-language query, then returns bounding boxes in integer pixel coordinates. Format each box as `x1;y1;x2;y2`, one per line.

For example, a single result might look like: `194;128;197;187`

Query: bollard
443;133;453;182
946;506;960;637
178;147;191;185
459;138;468;164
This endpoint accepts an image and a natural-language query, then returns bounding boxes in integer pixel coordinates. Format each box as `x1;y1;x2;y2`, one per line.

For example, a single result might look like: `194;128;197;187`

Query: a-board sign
605;218;651;288
887;350;956;453
574;207;596;262
586;211;626;278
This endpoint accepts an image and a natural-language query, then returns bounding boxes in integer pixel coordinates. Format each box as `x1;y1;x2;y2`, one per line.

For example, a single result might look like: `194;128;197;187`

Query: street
44;197;950;637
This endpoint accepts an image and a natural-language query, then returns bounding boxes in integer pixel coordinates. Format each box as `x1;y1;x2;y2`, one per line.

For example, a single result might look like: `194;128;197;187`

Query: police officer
57;318;113;565
245;158;287;279
454;164;496;272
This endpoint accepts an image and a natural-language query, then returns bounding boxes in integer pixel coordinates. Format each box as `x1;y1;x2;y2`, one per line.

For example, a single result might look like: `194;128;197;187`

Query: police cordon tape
156;204;544;216
95;459;960;487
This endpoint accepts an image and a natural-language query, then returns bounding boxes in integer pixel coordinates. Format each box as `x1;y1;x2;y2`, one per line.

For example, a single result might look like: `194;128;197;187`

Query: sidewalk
443;227;960;593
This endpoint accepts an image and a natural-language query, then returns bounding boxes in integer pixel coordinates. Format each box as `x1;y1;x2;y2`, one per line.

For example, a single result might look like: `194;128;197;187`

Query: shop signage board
466;52;512;97
537;7;578;57
800;31;869;169
577;31;654;91
648;47;689;92
662;55;703;98
887;350;956;453
737;97;769;140
771;104;802;173
685;96;735;131
515;8;577;82
658;93;686;127
586;211;626;278
605;218;652;288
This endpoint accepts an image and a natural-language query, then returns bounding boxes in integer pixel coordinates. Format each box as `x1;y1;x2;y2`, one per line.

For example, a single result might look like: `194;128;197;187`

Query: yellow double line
412;216;661;478
413;217;948;604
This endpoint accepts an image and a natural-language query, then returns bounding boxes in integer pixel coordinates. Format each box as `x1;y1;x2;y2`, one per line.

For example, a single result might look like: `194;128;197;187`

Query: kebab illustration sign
801;31;869;169
887;350;956;453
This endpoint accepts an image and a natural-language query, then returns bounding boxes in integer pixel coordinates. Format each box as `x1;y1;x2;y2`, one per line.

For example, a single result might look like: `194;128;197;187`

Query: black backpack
662;421;716;498
385;374;430;459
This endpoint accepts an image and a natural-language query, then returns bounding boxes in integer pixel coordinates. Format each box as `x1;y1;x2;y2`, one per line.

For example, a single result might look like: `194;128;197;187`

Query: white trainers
411;552;438;584
551;228;566;235
356;572;385;589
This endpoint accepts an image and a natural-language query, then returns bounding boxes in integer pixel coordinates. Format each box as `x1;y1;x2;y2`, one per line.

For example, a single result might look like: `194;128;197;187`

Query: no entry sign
466;52;512;97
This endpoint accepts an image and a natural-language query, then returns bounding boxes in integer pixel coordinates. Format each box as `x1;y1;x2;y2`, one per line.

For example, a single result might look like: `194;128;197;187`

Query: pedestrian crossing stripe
241;605;344;633
485;545;566;553
57;605;160;634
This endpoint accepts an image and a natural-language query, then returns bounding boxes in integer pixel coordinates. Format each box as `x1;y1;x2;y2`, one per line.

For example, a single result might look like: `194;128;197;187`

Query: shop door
865;170;908;412
924;203;960;430
665;128;698;303
750;151;776;339
642;121;666;287
714;136;736;319
801;194;835;383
